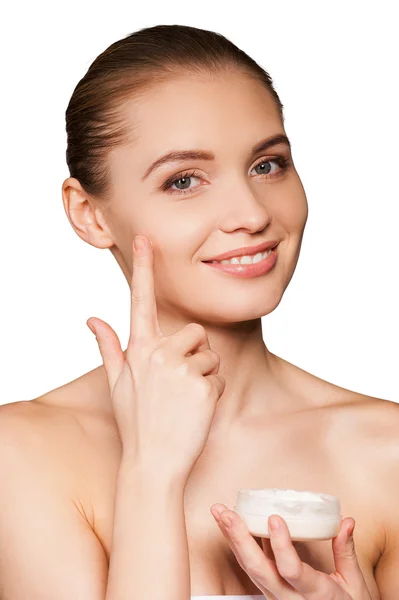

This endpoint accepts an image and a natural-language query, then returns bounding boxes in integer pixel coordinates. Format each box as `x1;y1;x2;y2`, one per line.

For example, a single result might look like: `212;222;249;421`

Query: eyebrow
141;133;292;182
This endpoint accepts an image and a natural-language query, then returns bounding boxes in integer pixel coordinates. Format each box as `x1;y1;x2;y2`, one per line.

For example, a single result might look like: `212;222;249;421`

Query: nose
218;178;272;234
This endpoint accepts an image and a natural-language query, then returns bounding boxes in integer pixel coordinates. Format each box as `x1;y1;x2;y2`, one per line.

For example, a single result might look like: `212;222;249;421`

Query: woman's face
105;72;308;327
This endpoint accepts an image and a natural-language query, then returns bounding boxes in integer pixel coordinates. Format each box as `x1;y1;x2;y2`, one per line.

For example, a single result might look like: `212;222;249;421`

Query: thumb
87;317;126;395
332;518;363;583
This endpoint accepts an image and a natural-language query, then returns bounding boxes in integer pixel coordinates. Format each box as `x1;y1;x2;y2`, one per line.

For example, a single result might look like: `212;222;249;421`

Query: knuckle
157;336;169;348
208;383;220;400
208;381;219;400
197;377;212;396
127;336;150;357
246;557;265;579
210;350;220;363
175;361;189;376
129;333;146;346
131;290;145;305
150;346;167;365
336;548;356;560
188;322;206;336
278;561;303;581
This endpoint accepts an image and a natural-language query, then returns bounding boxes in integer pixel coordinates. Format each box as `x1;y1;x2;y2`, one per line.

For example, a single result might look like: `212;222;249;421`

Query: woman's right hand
86;234;226;483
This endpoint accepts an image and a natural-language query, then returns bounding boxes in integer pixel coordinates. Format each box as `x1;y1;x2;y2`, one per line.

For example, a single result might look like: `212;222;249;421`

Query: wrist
118;457;187;494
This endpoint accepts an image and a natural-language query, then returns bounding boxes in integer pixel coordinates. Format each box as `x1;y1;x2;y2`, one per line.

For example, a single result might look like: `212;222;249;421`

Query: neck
124;316;287;430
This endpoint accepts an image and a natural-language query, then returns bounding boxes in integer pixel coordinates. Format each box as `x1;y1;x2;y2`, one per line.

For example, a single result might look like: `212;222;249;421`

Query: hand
210;504;372;599
86;234;226;483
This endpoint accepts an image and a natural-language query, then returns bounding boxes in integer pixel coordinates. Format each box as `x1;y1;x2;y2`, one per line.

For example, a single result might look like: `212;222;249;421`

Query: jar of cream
233;488;342;541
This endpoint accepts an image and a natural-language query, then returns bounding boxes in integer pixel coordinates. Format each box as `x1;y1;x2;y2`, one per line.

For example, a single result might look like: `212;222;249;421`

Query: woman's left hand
210;504;372;599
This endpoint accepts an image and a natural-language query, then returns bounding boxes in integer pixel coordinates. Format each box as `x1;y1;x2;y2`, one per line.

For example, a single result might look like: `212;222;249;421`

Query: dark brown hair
65;24;285;201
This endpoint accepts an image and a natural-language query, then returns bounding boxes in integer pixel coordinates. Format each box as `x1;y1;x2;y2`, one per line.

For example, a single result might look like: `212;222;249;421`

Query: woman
0;23;397;600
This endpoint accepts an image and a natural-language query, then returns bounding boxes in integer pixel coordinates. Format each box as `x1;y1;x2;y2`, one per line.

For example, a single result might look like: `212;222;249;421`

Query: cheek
292;199;309;233
153;210;210;255
154;226;202;254
274;184;308;233
150;229;202;280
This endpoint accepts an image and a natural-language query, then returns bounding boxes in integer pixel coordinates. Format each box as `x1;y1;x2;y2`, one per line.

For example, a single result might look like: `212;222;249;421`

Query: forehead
126;73;281;149
109;73;284;183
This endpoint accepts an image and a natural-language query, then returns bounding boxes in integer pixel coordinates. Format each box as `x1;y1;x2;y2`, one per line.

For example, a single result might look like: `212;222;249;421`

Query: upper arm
372;401;399;599
0;404;109;600
374;546;399;600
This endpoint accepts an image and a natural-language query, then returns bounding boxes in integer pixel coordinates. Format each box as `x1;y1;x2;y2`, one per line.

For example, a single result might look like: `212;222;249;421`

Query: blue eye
160;155;292;197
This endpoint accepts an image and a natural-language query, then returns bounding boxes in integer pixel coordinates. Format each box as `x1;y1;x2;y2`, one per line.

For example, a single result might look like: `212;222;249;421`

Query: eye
160;155;292;197
160;169;203;196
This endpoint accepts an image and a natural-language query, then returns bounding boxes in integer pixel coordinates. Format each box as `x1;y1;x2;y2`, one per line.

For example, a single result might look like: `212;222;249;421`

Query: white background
1;1;397;405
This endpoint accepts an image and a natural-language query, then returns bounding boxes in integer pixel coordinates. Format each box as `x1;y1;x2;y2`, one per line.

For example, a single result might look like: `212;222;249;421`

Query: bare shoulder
0;398;95;526
348;394;399;593
329;393;399;542
352;394;399;499
322;388;399;469
0;397;88;453
0;400;111;598
327;390;399;441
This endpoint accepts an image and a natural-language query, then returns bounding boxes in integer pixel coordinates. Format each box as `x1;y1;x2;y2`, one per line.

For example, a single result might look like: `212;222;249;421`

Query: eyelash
159;155;293;197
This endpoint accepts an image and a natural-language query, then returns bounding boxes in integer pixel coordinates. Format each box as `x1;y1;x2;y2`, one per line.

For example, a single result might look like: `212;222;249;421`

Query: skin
67;71;309;426
1;71;398;598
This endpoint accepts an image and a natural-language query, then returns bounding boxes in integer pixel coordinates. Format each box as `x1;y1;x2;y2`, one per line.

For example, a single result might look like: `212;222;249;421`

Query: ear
62;177;114;249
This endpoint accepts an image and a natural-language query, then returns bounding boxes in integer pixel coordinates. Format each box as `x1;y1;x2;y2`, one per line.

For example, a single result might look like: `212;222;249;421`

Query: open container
233;488;342;541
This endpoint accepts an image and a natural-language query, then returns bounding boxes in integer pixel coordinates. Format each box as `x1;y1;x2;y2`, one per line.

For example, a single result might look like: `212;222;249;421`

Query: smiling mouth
202;244;278;266
200;245;278;279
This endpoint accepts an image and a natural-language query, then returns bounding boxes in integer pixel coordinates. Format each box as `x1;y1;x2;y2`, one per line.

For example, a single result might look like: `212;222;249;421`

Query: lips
202;244;278;278
202;240;279;263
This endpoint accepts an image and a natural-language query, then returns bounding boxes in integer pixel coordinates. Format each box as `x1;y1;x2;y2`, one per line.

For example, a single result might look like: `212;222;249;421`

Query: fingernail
134;235;147;251
87;321;96;336
221;515;232;528
269;516;280;531
211;508;221;521
348;522;355;537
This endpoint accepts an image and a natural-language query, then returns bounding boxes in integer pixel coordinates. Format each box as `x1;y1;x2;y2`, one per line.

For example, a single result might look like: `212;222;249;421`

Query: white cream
233;488;342;541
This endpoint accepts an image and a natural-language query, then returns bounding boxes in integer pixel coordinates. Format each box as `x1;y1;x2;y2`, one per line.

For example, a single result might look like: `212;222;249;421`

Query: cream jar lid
234;488;341;520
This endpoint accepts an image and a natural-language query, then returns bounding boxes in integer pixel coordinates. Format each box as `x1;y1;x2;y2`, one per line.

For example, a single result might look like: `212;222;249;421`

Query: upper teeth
210;248;273;265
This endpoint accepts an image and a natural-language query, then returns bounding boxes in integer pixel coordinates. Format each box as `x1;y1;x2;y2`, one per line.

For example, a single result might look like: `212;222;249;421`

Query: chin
191;293;284;325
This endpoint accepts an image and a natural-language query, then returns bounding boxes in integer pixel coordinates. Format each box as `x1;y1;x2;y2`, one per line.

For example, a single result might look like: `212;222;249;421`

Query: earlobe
61;177;114;249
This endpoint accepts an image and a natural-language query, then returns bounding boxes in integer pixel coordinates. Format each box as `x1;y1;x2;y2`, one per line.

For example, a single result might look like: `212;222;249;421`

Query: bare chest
81;417;382;598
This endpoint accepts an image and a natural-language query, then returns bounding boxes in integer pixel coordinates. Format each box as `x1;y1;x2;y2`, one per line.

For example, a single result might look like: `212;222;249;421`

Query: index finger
129;235;160;341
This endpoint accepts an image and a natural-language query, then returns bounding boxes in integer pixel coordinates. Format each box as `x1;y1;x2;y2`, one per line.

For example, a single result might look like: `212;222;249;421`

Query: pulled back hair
65;24;285;202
